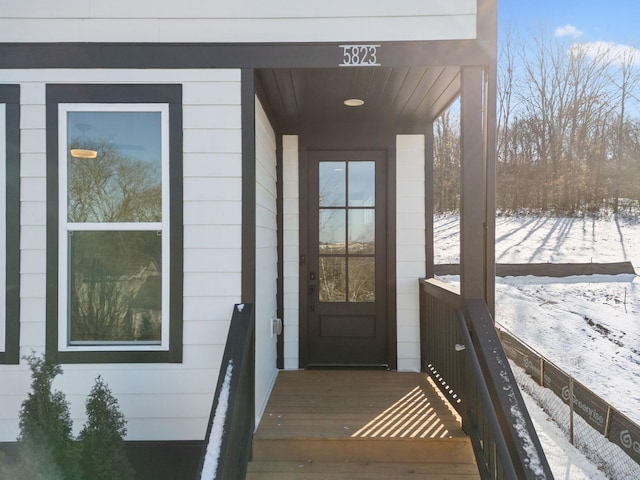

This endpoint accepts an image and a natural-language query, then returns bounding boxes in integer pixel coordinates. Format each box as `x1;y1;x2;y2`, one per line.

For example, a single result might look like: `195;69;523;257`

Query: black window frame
0;85;20;365
46;84;183;364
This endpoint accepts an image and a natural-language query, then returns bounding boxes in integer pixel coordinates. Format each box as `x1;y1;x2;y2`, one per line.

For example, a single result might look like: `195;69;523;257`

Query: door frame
298;140;397;369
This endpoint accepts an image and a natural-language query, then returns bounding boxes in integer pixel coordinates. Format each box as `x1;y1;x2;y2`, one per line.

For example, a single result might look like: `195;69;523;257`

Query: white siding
396;135;426;372
282;136;299;370
254;98;278;422
0;69;243;442
0;0;477;43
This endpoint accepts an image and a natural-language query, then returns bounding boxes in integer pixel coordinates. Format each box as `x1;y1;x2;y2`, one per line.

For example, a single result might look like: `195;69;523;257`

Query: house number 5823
339;45;381;67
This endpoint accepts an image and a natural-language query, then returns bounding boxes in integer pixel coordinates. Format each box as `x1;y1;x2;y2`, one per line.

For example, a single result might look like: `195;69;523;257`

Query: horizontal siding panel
183;297;239;322
0;16;476;43
20;201;47;226
183;225;241;248
44;368;216;396
184;249;241;273
20;249;46;275
20;178;46;202
184;272;241;297
20;153;46;178
183;152;242;177
398;180;427;198
18;321;45;348
183;105;241;129
20;273;46;298
397;325;420;343
183;201;242;225
0;420;19;441
397;245;426;262
20;104;46;129
397;197;425;214
18;298;46;321
15;0;477;18
397;213;425;229
17;82;45;105
397;261;426;278
4;0;476;19
116;393;212;419
20;128;46;154
183;82;241;105
125;418;207;441
182;320;230;345
183;129;242;154
181;344;225;368
20;226;46;249
396;229;426;246
183;177;242;201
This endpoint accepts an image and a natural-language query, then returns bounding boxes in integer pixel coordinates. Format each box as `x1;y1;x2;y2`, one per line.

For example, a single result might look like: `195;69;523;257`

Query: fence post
604;405;612;439
539;358;544;386
569;377;574;445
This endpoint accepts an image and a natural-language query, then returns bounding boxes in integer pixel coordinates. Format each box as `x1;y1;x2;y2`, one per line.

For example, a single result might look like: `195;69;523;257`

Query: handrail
419;279;554;479
196;303;255;480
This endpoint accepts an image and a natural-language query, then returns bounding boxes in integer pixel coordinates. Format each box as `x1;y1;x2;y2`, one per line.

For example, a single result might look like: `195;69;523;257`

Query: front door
304;149;388;366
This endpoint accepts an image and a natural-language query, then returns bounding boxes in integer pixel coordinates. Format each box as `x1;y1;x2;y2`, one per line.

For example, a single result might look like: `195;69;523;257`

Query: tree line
434;28;640;216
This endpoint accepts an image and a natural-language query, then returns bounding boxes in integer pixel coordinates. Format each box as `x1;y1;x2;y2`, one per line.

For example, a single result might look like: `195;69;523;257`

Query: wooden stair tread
246;460;480;479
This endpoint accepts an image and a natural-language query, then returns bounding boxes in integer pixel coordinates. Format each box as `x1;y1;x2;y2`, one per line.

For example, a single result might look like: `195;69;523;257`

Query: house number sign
339;45;381;67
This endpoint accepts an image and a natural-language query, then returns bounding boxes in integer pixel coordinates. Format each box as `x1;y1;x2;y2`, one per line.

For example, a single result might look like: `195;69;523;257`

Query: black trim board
45;84;183;364
241;69;256;305
0;85;20;365
0;40;495;70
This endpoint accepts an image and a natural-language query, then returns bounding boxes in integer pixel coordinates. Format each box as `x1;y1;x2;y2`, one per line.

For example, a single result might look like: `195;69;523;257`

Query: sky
498;0;640;69
499;0;640;46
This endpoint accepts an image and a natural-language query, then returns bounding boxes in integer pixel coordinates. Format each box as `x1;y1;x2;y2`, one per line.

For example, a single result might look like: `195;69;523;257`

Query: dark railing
196;303;255;480
419;279;554;479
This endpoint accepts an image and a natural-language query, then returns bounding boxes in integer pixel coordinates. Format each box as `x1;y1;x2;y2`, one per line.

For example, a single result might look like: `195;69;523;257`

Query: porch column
424;121;435;280
460;66;495;306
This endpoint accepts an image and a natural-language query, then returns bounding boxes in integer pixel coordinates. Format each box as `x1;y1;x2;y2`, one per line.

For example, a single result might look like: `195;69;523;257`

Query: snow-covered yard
434;214;640;477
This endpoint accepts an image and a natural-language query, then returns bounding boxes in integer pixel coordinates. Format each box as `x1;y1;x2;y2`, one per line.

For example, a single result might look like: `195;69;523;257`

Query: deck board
248;370;479;479
256;370;464;440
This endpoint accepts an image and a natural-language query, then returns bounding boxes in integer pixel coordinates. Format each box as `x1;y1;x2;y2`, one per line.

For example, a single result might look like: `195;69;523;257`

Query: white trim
57;103;171;352
0;105;5;351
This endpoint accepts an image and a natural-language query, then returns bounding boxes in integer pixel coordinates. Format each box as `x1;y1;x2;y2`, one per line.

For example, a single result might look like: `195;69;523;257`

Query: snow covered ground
434;214;640;477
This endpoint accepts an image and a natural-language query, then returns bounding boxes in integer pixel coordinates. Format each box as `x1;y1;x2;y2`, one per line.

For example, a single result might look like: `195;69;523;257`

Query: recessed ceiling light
344;98;365;107
70;148;98;159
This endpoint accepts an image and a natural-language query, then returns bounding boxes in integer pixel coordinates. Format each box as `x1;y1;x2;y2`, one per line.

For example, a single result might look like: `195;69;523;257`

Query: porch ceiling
257;66;461;133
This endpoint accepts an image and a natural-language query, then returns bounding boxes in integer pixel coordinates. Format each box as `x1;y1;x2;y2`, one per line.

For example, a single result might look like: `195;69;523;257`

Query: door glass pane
319;209;346;254
319;161;346;207
348;161;375;207
348;258;375;302
67;111;162;223
319;257;346;302
348;209;375;254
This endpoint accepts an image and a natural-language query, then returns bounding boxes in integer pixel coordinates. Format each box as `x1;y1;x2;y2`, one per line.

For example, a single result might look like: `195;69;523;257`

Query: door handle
309;285;316;312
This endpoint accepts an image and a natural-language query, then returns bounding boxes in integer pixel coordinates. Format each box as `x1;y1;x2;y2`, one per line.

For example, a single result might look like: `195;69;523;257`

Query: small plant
78;376;135;480
18;353;78;479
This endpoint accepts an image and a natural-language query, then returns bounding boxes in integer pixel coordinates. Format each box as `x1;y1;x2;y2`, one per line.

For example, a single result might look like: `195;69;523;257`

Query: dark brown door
305;149;388;366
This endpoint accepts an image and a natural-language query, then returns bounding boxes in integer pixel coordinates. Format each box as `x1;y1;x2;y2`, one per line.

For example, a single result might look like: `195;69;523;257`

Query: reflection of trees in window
69;231;161;343
68;138;161;223
348;258;375;302
319;257;345;302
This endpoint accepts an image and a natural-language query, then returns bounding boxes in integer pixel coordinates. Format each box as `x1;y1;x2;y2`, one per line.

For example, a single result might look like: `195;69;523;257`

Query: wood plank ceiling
257;66;461;134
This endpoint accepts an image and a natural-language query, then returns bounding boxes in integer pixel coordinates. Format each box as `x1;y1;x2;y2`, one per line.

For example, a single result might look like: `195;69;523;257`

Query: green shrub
18;353;78;479
78;376;135;480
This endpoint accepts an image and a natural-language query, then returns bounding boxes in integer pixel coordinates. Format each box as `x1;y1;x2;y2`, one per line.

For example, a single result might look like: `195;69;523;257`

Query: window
46;85;183;363
0;85;20;365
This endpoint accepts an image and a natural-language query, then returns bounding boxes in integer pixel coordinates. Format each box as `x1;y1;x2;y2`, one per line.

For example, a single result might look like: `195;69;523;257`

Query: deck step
251;436;474;463
246;460;480;479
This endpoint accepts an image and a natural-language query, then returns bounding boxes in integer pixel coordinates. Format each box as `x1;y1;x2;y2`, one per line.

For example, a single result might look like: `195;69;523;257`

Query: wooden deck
247;370;480;479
